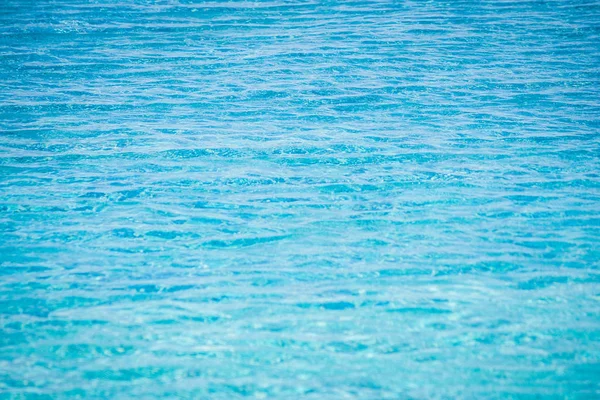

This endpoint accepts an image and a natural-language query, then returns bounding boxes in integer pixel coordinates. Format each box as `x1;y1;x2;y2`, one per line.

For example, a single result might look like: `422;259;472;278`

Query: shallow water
1;0;600;398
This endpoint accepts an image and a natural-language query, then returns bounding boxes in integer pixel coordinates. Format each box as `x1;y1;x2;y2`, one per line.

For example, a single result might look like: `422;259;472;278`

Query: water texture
1;0;600;398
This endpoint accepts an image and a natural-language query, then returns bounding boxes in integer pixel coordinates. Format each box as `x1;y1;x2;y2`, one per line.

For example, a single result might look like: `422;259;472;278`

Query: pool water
1;0;599;398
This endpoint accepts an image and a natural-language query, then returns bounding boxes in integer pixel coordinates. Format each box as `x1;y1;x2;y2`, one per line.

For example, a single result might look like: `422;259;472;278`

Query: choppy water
1;0;600;398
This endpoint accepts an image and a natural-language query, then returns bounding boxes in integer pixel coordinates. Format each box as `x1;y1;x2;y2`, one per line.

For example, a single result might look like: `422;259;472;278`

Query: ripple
1;0;600;398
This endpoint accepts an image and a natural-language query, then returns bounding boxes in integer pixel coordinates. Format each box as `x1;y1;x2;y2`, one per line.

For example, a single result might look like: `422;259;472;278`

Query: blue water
1;0;600;398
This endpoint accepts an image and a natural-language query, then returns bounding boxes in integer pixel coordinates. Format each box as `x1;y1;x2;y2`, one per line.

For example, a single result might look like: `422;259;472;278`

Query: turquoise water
1;0;600;398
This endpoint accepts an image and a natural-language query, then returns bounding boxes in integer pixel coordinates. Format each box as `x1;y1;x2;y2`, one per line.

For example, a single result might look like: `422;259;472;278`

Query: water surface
1;0;600;398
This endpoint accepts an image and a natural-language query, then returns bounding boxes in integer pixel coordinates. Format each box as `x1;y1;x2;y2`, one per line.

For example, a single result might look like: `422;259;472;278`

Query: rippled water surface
1;0;600;398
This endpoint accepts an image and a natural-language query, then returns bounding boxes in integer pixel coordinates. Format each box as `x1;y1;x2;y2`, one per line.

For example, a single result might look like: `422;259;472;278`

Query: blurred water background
1;0;600;398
